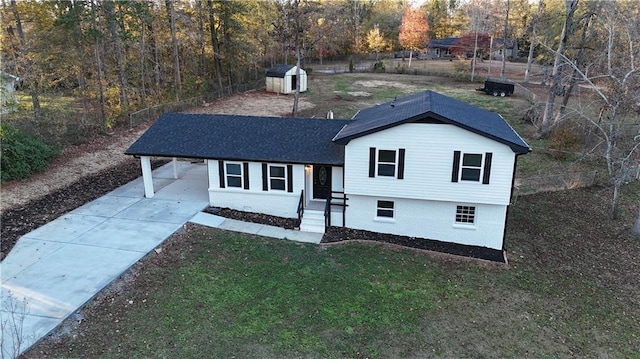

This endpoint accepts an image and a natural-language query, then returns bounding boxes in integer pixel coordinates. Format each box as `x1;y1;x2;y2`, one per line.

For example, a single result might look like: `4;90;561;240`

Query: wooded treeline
0;0;604;131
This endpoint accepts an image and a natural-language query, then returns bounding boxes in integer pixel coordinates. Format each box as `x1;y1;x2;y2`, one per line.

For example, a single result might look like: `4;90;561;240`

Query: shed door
291;75;297;92
313;165;331;200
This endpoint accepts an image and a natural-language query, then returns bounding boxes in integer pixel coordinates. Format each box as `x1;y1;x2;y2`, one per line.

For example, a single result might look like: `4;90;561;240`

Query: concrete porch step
300;209;325;233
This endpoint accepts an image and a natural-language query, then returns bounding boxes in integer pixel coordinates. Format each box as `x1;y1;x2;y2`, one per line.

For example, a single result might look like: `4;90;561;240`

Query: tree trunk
553;5;596;126
538;0;579;138
105;0;128;112
139;20;147;107
611;180;622;220
147;7;161;99
91;0;107;129
166;0;182;100
291;0;301;117
524;0;544;83
207;0;223;91
500;0;510;81
632;209;640;237
197;0;206;80
10;0;40;114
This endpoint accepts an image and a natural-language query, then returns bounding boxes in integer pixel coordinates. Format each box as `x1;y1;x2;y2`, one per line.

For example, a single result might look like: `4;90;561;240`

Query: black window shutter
483;152;493;184
287;164;293;192
262;163;268;191
369;147;376;178
218;160;225;188
451;151;461;182
397;148;405;179
243;162;250;190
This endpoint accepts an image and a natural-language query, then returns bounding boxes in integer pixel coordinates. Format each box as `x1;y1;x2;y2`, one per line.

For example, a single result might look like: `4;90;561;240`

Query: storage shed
265;64;307;94
0;72;19;114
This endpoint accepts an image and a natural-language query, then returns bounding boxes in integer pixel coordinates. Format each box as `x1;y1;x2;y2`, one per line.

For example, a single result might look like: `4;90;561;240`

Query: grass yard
25;184;640;358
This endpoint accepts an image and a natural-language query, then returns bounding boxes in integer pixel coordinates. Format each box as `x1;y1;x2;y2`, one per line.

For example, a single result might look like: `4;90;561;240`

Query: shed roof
332;90;530;154
266;64;297;78
125;113;349;165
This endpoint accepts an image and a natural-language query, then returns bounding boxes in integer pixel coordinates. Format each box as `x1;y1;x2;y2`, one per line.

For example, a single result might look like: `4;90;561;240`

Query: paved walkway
1;162;322;356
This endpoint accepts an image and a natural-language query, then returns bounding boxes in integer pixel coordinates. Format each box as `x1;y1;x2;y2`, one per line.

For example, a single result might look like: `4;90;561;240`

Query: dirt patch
186;89;315;117
0;125;151;213
334;91;371;97
353;80;419;91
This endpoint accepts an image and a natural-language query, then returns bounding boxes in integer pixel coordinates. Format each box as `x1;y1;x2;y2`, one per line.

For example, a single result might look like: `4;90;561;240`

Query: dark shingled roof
125;113;350;165
332;90;530;154
266;64;295;78
426;37;462;48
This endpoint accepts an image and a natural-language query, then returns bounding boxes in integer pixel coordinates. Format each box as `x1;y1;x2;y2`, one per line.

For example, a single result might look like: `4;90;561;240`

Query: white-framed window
369;147;405;179
461;153;483;182
377;150;397;177
269;165;286;191
376;200;395;218
225;162;243;188
452;151;492;184
455;205;476;224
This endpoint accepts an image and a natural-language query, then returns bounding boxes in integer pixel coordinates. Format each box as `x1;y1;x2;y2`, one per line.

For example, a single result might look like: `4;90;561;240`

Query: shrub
0;124;59;182
373;61;385;73
548;122;584;160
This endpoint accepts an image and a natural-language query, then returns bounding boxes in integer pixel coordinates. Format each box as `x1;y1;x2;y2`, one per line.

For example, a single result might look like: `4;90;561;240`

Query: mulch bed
203;207;505;263
204;207;300;229
322;227;506;263
0;159;168;261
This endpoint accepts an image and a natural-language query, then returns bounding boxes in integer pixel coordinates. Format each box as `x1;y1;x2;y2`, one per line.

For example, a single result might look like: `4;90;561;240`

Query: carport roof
125;113;349;165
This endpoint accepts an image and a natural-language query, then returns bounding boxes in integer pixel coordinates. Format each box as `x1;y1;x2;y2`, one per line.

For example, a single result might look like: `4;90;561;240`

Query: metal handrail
297;189;304;222
324;190;348;229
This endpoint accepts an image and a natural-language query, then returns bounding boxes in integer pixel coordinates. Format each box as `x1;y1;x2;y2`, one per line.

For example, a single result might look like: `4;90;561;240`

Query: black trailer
476;79;515;97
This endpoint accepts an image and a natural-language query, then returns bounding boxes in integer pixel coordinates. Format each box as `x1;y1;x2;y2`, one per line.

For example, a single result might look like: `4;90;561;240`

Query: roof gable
266;64;297;78
126;113;349;165
332;90;530;154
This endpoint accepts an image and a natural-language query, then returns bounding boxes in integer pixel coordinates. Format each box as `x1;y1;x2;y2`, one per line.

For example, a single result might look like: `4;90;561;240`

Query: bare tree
207;0;224;90
539;0;640;219
538;0;579;138
524;0;544;83
104;0;129;112
165;0;182;100
9;0;40;115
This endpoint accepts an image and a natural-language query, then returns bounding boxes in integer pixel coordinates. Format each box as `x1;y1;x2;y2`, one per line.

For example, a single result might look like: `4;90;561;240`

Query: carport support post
141;156;154;198
172;157;178;179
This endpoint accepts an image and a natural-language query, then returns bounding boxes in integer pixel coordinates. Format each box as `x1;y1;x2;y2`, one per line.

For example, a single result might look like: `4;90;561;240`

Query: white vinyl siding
344;123;516;206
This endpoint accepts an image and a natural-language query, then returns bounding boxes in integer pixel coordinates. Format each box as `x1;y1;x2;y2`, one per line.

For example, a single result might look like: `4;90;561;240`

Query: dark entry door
313;165;331;200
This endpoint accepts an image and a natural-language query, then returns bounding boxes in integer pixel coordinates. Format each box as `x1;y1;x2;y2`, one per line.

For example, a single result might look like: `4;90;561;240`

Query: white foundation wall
344;195;507;249
207;161;305;218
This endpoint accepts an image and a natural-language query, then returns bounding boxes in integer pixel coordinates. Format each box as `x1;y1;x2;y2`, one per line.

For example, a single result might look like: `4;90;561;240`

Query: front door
312;165;331;200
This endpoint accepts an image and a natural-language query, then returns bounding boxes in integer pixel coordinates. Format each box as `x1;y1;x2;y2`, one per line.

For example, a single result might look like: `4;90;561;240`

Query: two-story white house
126;90;530;257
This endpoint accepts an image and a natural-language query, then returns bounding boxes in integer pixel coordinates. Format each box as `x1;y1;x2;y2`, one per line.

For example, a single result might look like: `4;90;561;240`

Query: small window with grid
376;200;395;218
455;205;476;224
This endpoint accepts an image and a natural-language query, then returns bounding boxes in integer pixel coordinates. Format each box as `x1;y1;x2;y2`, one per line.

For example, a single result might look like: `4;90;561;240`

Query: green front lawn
26;184;640;358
